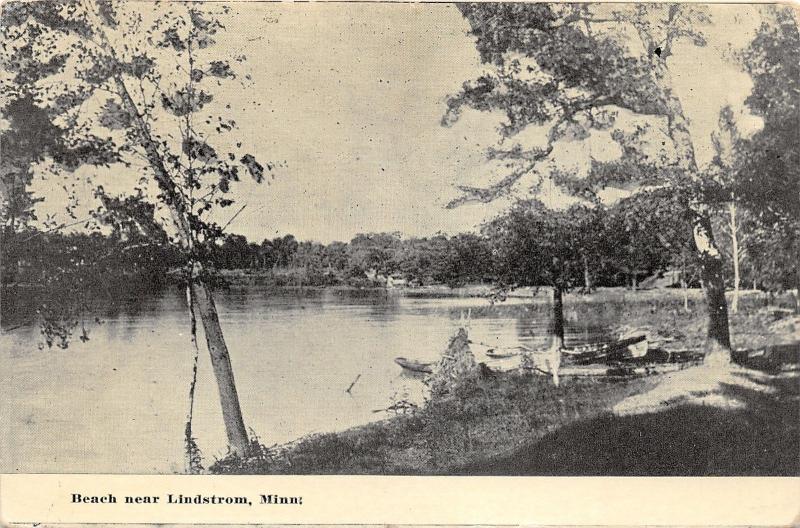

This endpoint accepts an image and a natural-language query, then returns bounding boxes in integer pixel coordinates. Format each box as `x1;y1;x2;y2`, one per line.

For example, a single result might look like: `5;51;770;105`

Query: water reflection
0;286;613;473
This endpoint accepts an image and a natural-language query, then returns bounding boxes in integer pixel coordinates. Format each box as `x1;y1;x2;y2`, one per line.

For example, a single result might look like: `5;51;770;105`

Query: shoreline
208;296;799;475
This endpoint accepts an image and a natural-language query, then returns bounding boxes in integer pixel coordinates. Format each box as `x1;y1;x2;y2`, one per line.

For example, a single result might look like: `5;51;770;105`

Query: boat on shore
485;349;521;359
564;335;648;364
394;357;435;374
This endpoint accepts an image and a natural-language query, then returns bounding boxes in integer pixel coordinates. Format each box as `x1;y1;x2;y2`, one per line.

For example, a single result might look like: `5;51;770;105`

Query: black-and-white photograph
1;1;798;476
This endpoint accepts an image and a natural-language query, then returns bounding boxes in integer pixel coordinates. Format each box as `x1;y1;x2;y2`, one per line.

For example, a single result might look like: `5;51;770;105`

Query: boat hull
394;357;434;374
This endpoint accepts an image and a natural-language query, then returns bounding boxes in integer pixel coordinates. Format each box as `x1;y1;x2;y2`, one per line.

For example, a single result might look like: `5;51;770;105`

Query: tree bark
693;216;732;360
795;262;800;314
551;286;565;349
650;57;733;359
729;202;741;313
110;72;251;456
680;256;690;312
191;276;250;455
681;279;690;312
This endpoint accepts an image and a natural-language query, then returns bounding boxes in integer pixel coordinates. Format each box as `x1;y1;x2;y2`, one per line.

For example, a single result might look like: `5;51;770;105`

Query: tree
708;105;754;313
737;6;800;309
441;233;495;287
604;188;694;291
1;1;277;457
486;200;588;349
270;234;299;268
444;3;735;359
0;95;77;286
0;97;48;234
564;203;606;292
347;233;402;277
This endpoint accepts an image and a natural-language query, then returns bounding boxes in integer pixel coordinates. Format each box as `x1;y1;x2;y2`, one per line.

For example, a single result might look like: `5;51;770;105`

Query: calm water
0;286;613;473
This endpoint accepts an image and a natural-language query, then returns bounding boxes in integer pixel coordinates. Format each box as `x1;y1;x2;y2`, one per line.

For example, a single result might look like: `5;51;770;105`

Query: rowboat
485;349;520;359
530;361;697;379
564;335;648;364
394;357;434;374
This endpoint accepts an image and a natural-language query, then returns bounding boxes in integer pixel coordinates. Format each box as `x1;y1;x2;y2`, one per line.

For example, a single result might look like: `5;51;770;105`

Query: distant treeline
4;188;794;294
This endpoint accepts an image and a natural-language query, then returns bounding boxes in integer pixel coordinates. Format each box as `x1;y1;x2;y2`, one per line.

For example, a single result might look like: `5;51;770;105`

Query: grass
209;288;799;476
459;373;799;476
210;372;653;474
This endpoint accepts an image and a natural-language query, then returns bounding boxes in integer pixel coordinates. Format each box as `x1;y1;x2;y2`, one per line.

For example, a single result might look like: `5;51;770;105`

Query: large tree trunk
729;202;741;313
650;56;733;360
693;216;732;361
191;276;250;455
551;286;565;349
795;261;800;314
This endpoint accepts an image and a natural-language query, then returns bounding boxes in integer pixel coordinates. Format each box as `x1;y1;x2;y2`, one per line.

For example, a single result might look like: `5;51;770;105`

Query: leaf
50;88;92;114
124;55;154;79
240;154;264;183
182;137;218;163
161;89;213;117
98;99;131;131
189;10;212;32
218;177;230;193
196;33;216;49
160;28;186;52
207;60;235;79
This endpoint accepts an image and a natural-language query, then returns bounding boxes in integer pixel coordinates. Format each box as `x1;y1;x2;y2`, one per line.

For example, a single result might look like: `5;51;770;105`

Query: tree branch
447;93;616;208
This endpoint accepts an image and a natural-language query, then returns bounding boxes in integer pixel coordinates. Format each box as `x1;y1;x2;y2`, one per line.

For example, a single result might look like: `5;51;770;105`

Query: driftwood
345;374;362;394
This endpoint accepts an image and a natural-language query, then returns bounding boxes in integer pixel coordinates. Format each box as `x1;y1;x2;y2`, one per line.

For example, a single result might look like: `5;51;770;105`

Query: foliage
737;6;800;224
604;187;698;288
0;0;274;339
442;3;709;207
484;199;586;291
733;6;800;294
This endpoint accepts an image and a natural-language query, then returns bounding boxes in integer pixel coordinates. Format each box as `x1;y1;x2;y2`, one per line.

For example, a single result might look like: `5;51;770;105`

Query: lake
0;286;615;473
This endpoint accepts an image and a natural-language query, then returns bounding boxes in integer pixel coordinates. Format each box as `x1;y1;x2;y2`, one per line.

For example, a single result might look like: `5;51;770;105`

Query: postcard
1;0;797;525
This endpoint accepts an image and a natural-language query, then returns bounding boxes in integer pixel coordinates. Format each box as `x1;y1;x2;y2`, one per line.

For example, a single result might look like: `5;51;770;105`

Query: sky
28;2;767;243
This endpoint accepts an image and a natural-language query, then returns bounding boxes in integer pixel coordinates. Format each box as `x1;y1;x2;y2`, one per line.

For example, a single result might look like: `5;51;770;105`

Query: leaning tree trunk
191;275;250;455
110;72;251;456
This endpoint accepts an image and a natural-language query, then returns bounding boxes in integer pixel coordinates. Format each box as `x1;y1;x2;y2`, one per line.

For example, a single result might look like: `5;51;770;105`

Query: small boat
469;340;526;359
564;335;648;364
530;361;696;379
394;357;434;374
485;348;520;359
